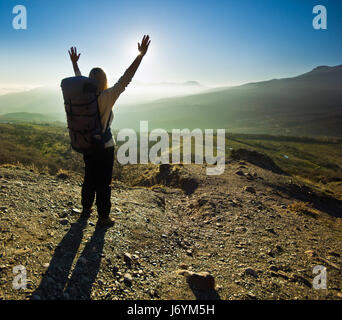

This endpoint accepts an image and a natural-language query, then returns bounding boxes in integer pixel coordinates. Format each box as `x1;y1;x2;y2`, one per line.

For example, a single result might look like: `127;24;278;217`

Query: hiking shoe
81;208;92;218
97;217;115;227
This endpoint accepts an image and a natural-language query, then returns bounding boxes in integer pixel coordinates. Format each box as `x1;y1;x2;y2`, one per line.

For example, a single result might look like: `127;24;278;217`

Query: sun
129;42;140;57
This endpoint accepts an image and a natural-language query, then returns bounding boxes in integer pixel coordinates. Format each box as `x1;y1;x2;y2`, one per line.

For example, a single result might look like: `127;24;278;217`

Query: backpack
60;76;112;154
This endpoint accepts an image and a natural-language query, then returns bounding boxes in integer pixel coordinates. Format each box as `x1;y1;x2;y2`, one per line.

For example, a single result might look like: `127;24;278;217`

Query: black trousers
81;146;114;218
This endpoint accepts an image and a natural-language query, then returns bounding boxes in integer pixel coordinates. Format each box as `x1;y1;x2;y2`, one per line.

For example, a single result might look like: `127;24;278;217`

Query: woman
68;35;151;227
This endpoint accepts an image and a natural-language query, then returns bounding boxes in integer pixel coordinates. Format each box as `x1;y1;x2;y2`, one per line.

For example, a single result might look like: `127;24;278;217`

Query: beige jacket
75;69;135;148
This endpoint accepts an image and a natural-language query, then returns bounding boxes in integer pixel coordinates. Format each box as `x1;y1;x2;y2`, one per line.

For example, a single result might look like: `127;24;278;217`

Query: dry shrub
287;201;318;218
56;168;71;180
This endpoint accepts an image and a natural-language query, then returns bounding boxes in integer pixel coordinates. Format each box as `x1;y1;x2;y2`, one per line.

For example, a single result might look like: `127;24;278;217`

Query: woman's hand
68;46;81;63
138;35;151;56
68;46;81;76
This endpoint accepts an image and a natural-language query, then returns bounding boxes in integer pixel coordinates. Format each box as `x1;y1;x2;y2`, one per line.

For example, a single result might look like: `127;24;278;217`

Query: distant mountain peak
182;81;202;86
303;64;342;77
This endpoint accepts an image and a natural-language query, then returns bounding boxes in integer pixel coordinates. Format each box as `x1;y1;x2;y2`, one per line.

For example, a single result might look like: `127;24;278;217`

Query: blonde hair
89;67;108;94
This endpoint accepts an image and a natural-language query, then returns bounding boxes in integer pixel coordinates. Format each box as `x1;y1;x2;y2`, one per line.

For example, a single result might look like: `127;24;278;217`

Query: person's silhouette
68;35;151;227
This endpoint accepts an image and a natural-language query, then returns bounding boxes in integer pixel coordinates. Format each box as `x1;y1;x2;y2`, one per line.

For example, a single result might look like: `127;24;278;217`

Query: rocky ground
0;156;342;300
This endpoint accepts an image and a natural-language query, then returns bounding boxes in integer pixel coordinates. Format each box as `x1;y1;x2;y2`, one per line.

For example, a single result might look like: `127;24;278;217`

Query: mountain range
0;65;341;137
114;65;342;136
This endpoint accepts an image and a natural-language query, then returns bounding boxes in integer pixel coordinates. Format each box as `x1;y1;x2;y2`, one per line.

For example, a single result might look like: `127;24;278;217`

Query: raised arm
116;35;151;89
98;35;151;111
68;46;82;76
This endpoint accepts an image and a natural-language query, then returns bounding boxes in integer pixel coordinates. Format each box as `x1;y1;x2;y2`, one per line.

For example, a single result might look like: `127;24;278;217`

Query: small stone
178;263;188;270
124;273;133;286
59;219;69;226
266;227;276;235
244;186;256;193
124;253;132;266
112;266;119;274
245;268;258;278
71;208;81;215
149;289;159;298
186;249;193;256
132;254;140;262
235;170;244;176
269;265;279;272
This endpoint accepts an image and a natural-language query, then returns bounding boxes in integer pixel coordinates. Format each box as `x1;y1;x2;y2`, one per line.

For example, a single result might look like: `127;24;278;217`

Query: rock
148;289;159;298
244;186;256;194
132;254;140;261
59;219;69;226
269;265;279;272
245;268;258;278
235;170;244;176
71;208;81;215
186;249;193;256
124;273;133;286
178;263;188;270
176;269;215;291
124;253;133;266
112;266;119;274
266;227;276;234
247;292;257;300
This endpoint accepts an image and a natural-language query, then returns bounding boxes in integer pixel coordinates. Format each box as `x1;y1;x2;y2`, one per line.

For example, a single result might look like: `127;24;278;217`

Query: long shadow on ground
64;224;107;299
31;217;108;300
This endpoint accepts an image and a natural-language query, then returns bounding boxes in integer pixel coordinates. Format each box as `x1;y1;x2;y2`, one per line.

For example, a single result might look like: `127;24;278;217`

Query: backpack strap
95;95;112;143
104;111;113;131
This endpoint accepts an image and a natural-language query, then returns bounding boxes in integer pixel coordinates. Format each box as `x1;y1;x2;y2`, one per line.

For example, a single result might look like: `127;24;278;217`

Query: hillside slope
0;159;341;300
114;65;342;136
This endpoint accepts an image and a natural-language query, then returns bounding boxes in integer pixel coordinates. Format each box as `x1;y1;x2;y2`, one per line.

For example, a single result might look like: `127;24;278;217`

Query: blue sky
0;0;342;89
